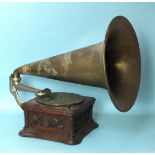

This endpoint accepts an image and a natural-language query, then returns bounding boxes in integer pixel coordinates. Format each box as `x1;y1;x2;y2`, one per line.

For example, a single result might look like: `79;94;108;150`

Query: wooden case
19;97;98;144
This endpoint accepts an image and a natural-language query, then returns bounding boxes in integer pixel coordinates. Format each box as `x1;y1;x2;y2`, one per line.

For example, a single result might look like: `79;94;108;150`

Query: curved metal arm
10;74;52;107
9;76;24;106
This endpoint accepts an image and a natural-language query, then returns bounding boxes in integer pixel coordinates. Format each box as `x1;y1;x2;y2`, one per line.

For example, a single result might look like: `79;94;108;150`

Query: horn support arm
10;72;52;107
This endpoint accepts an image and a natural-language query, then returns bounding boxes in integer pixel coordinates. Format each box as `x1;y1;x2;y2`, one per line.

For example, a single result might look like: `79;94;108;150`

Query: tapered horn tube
14;42;107;88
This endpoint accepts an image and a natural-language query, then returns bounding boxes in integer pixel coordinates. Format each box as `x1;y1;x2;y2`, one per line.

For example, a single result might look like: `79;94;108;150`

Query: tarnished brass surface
14;42;106;88
104;16;141;111
10;16;141;112
36;92;84;106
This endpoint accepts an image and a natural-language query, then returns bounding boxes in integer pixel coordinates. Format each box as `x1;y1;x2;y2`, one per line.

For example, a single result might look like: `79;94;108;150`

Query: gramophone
10;16;141;144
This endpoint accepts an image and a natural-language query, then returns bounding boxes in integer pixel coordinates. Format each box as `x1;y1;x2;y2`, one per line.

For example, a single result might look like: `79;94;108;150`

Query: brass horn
10;16;141;112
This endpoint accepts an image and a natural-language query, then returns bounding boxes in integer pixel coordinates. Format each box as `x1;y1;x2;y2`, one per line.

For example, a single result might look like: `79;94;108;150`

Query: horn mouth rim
104;16;141;112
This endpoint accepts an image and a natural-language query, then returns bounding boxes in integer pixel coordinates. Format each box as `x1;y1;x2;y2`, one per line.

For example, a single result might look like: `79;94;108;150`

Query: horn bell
104;16;141;112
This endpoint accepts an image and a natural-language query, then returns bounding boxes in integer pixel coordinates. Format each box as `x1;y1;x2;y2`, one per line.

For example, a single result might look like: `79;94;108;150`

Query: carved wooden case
19;97;98;144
